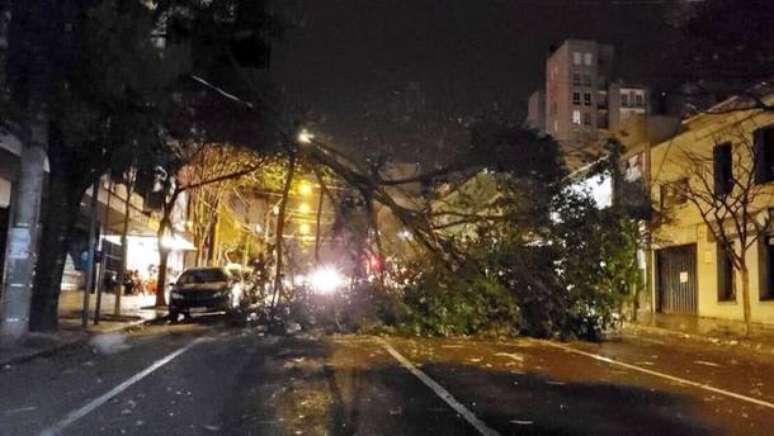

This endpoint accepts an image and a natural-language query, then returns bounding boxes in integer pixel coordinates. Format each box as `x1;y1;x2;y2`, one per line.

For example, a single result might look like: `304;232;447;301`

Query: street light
299;223;311;235
298;202;311;214
298;129;314;145
298;182;313;196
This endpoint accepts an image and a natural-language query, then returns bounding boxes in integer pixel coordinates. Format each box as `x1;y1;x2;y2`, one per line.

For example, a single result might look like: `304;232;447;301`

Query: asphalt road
2;316;774;435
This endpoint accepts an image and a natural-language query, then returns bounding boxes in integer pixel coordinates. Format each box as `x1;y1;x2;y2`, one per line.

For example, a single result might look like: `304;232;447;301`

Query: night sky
271;0;680;158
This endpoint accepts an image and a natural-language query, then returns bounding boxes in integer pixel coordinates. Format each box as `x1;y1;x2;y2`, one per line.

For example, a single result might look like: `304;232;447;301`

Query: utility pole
82;178;100;328
0;128;47;343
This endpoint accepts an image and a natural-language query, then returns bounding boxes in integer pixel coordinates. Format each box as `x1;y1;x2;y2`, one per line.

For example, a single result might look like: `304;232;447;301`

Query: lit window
572;92;580;105
584;52;593;66
573;52;582;65
572;110;581;125
584;93;592;106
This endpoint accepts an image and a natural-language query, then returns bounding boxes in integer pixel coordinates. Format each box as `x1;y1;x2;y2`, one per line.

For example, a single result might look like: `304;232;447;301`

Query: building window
572;92;580;105
713;142;733;196
762;238;774;300
583;74;592;86
583;112;592;126
584;52;593;66
621;93;629;107
635;93;644;107
754;126;774;184
717;243;735;301
583;92;591;106
660;179;688;209
572;73;581;86
573;52;582;65
572;109;581;125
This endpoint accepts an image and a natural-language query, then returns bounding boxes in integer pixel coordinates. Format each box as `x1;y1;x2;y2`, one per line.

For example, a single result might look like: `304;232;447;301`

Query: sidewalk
0;290;166;366
624;312;774;356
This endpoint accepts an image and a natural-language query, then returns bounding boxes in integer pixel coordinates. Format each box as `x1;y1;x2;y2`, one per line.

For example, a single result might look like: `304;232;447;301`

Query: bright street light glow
299;182;313;196
299;223;311;234
298;202;311;214
297;129;315;144
308;266;345;295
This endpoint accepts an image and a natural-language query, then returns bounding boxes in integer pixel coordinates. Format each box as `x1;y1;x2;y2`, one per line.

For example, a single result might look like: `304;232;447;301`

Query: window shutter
754;128;767;184
713;146;725;195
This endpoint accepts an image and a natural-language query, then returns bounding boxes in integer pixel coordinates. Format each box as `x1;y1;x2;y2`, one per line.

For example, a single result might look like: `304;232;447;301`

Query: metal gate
656;244;698;314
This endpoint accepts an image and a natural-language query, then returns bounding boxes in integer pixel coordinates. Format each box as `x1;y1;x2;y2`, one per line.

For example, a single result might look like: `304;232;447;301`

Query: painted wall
649;99;774;324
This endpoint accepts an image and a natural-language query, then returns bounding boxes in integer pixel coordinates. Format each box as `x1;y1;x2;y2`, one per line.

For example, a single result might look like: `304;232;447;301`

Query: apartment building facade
528;39;650;164
647;96;774;325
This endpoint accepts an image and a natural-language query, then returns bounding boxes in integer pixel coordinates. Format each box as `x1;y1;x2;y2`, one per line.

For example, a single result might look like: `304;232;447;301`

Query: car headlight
171;292;183;299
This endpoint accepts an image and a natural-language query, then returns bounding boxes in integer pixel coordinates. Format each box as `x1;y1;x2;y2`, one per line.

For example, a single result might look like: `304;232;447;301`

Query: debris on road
90;332;130;355
494;352;524;362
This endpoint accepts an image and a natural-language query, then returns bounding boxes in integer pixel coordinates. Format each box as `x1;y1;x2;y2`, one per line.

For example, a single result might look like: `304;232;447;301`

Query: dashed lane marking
40;337;207;435
545;341;774;410
379;338;501;436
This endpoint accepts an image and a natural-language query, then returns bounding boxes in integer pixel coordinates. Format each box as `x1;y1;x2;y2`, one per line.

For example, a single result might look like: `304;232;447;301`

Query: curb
623;322;774;356
0;315;164;367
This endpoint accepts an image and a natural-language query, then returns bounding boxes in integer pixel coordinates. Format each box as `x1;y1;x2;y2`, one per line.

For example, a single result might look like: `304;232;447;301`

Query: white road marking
694;360;721;368
545;342;774;410
40;337;205;436
3;406;37;415
379;339;501;436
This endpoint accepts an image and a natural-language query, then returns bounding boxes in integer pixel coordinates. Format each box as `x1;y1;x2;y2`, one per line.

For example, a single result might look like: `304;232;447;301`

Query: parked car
169;267;243;321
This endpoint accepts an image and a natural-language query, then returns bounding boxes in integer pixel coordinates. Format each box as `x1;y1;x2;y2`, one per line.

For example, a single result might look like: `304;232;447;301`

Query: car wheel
169;311;179;323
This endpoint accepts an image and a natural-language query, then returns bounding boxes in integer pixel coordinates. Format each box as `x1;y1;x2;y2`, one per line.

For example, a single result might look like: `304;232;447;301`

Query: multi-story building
544;39;614;145
525;90;546;132
528;39;650;165
608;80;650;131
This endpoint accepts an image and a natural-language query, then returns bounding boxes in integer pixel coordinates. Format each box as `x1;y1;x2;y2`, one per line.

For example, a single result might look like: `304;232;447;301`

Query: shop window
717;243;735;301
753;126;774;184
713;142;733;196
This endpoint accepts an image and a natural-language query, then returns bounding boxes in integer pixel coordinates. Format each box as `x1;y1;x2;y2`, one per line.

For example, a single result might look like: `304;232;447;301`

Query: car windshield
177;269;228;285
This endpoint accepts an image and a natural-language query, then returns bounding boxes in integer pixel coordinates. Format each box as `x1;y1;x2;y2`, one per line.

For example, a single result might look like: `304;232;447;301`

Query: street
2;317;773;436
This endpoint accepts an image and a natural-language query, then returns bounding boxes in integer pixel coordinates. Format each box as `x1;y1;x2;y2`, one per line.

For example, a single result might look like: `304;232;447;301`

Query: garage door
656;245;698;314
